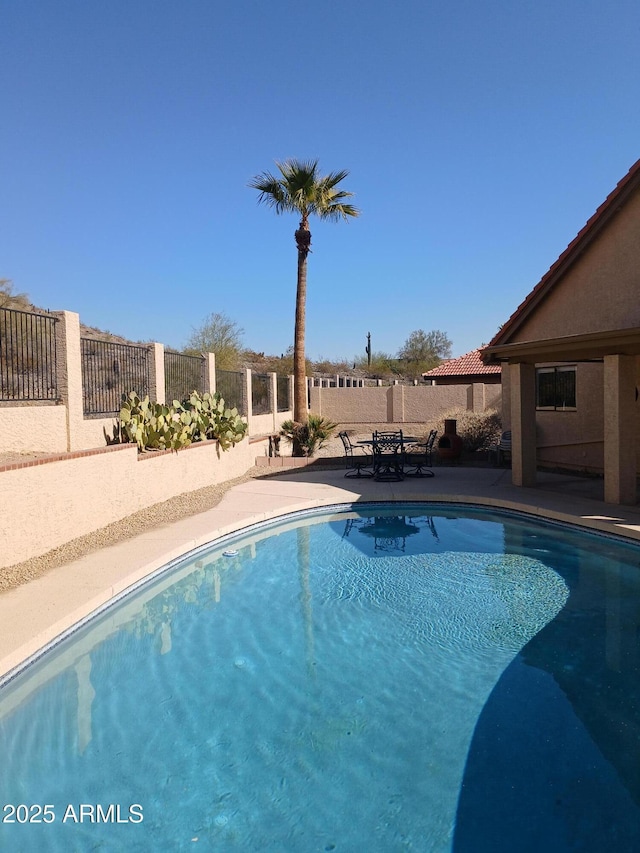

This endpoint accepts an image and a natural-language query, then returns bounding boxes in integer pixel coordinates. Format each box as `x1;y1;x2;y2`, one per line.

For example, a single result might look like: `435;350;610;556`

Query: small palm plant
280;414;338;457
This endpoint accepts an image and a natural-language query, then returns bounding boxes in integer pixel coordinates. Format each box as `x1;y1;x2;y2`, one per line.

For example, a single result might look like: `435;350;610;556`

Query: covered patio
483;159;640;505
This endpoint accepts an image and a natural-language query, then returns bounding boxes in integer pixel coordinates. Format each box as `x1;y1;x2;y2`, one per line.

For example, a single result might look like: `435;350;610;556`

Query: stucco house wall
499;353;640;475
512;190;640;342
483;159;640;498
502;362;608;473
495;182;640;474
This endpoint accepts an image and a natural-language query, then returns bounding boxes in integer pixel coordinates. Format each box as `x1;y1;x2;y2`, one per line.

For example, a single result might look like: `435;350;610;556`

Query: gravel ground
0;424;430;593
0;465;281;593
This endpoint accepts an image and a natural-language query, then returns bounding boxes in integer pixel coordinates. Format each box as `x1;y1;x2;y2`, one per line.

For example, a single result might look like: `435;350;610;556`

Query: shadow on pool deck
259;462;627;512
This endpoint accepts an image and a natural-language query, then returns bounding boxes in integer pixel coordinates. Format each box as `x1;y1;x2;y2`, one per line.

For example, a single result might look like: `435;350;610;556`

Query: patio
2;463;640;680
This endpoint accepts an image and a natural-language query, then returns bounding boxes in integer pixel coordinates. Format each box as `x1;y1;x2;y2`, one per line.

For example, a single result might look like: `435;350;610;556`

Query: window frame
535;365;577;411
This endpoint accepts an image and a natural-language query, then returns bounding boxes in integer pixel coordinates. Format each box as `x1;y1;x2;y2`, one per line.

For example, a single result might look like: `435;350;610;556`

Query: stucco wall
0;438;255;569
485;384;502;412
514;191;640;342
1;310;294;456
310;383;500;424
0;405;68;453
402;385;470;422
249;411;293;436
311;386;389;422
77;415;121;447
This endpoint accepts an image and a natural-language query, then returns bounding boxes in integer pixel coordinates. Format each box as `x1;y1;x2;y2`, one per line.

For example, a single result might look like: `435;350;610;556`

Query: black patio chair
372;430;405;481
404;429;437;477
339;431;374;478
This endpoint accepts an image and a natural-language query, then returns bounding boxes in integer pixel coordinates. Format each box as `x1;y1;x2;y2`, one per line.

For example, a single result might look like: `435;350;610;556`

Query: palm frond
277;159;320;187
250;159;359;220
322;202;360;221
248;171;295;214
312;177;359;220
321;169;350;188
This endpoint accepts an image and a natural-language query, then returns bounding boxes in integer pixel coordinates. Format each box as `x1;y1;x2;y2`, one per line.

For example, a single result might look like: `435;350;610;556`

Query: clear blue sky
2;0;639;361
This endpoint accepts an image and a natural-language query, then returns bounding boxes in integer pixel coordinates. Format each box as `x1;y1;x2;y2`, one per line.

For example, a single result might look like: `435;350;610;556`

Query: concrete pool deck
2;464;640;680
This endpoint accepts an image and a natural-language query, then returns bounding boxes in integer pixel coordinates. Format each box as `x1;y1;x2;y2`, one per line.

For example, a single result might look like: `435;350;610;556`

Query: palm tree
249;159;359;443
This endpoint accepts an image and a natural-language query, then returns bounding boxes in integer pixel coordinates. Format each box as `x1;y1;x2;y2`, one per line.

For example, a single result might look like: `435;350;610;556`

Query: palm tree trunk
293;222;311;439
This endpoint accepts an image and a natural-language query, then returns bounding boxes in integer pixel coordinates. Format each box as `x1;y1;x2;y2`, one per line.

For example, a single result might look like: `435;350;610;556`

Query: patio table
356;436;419;447
359;435;420;481
357;436;435;480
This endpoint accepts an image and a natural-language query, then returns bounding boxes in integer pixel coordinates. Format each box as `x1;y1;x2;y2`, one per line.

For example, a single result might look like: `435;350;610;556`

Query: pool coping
2;465;640;680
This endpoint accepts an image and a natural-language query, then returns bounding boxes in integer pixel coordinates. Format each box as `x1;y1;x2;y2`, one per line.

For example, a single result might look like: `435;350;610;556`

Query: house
482;158;640;504
422;348;501;385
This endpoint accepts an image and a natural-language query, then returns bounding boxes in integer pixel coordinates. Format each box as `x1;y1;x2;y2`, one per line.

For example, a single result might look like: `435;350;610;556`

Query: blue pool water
1;503;639;852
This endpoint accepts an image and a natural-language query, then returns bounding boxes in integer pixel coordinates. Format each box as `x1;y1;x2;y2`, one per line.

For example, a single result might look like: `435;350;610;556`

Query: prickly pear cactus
119;389;247;452
183;391;248;449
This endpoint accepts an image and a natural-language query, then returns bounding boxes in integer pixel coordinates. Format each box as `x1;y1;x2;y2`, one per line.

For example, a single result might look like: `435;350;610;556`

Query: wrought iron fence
251;373;271;415
0;308;58;401
276;374;290;412
81;338;150;416
215;369;246;415
164;351;205;404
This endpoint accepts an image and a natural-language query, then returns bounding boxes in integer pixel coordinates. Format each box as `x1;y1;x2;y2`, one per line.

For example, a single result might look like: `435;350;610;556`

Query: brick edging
0;438;232;473
0;443;133;473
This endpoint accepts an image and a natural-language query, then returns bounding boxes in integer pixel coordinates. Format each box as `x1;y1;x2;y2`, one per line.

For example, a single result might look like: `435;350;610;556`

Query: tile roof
423;348;502;377
484;158;640;355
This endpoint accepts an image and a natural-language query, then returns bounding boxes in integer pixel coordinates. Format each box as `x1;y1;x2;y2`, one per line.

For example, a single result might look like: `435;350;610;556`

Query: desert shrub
434;409;502;452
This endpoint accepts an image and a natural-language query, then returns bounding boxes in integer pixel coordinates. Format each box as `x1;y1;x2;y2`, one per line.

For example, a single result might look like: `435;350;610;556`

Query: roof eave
487;159;640;350
483;327;640;364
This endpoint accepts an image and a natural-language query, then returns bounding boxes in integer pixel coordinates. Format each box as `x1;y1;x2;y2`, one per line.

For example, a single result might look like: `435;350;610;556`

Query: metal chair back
424;429;438;464
371;430;405;480
339;431;353;456
404;429;437;477
339;431;373;478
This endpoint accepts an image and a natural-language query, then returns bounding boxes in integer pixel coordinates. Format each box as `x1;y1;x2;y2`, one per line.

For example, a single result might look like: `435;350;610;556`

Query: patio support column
603;354;636;505
510;362;537;487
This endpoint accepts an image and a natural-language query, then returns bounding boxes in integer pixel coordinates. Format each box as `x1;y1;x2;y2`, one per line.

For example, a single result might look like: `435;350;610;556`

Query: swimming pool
0;503;639;852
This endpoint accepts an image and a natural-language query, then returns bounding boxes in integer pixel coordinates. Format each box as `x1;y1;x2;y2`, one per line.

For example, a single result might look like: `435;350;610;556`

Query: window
536;366;576;410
